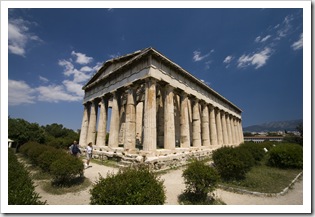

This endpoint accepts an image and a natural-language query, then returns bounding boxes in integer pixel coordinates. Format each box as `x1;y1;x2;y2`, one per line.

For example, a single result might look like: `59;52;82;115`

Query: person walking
84;142;93;169
70;140;81;157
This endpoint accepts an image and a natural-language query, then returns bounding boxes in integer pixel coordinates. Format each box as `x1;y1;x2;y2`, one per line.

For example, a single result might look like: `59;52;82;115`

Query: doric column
96;96;108;147
86;99;98;145
143;78;157;151
180;92;190;148
124;87;136;150
215;108;223;146
192;98;201;147
164;84;175;150
226;114;232;145
209;105;218;146
238;119;244;143
233;117;239;145
136;101;144;144
79;103;89;146
221;111;228;145
231;116;236;145
201;102;210;147
108;92;120;148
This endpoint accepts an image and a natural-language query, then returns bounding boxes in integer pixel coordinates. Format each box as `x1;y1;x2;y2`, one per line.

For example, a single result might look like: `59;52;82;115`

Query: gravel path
34;161;303;206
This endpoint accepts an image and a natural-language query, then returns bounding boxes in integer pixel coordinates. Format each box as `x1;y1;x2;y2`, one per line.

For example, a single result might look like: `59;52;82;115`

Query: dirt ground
34;160;303;207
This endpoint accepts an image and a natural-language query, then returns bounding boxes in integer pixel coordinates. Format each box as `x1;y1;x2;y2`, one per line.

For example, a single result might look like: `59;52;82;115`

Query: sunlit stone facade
79;48;244;169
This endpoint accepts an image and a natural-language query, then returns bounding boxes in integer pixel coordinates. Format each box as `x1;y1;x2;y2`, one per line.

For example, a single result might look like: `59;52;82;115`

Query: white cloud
255;35;271;43
71;51;93;64
8;18;42;56
36;85;82;103
261;35;271;42
291;33;303;50
80;66;93;72
237;47;272;69
192;51;210;62
223;55;233;64
62;80;84;97
255;36;261;43
276;15;293;39
8;80;36;105
39;75;49;83
109;53;121;59
9;51;102;106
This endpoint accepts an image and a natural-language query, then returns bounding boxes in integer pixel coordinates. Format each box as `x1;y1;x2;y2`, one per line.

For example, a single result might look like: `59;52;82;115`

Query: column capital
208;104;215;110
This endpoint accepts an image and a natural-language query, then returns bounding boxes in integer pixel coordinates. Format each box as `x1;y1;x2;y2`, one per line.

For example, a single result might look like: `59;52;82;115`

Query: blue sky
5;4;307;131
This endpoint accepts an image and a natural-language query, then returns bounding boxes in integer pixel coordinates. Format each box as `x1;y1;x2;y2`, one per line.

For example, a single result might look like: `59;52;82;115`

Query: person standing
71;140;81;157
85;142;93;169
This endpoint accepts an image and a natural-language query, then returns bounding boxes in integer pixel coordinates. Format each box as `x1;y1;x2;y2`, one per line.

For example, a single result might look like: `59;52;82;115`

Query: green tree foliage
8;118;46;145
8;117;79;150
181;159;219;203
243;132;253;136
267;143;303;169
43;123;79;149
90;166;166;205
8;149;46;205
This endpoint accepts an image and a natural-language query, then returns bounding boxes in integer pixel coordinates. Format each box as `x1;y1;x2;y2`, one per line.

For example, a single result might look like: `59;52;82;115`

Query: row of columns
79;78;244;151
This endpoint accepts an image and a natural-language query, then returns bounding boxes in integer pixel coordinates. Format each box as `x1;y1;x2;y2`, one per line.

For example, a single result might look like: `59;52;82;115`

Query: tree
8;118;46;145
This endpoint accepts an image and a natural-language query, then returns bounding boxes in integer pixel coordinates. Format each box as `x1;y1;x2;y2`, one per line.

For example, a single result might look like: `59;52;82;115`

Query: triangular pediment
83;48;147;89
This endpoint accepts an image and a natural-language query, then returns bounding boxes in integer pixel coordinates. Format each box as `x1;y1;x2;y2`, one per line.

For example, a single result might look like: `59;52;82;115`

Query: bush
267;143;303;169
181;159;219;203
90;166;166;205
19;141;36;157
8;149;46;205
50;154;84;185
239;142;266;165
212;146;255;180
27;143;49;165
38;149;67;172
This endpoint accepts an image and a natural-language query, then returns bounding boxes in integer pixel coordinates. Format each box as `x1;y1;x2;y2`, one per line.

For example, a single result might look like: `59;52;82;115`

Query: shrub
27;143;48;165
50;154;84;185
267;143;303;169
19;141;36;157
90;166;166;205
8;149;46;205
239;142;265;165
212;146;255;180
181;159;219;203
38;149;67;172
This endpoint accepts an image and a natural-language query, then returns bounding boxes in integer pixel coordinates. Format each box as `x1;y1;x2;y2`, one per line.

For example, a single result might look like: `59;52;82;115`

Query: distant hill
243;119;302;132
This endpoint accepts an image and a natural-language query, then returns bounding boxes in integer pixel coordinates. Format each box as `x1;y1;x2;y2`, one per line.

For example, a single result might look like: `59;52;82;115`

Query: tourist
85;142;93;169
71;140;81;157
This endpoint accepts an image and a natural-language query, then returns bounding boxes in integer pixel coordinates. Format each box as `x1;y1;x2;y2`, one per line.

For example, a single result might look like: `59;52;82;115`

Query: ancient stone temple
79;47;244;169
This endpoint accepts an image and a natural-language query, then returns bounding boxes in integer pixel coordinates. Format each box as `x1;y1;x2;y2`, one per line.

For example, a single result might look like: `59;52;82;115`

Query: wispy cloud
237;47;272;69
275;14;294;40
109;52;121;59
223;55;234;68
9;51;102;105
39;75;49;83
291;33;303;50
255;35;271;43
234;12;300;70
8;18;42;56
223;55;233;64
193;50;210;62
